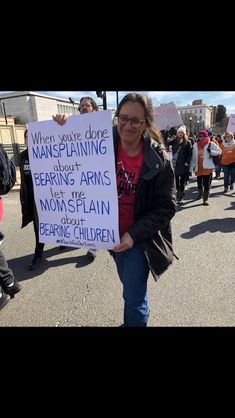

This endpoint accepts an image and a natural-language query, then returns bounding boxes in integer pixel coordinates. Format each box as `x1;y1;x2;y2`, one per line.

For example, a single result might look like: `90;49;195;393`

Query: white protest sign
227;114;235;133
28;110;120;250
153;102;183;131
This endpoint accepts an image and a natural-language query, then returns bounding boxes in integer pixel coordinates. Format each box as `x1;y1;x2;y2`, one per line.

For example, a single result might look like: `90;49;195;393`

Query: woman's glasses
115;115;145;129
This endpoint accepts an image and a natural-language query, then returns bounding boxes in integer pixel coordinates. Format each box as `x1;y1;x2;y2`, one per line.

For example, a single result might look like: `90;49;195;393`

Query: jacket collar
141;138;165;180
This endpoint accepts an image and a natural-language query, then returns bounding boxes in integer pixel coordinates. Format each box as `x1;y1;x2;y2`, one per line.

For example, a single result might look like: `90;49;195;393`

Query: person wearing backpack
19;129;45;270
190;130;221;205
0;192;21;310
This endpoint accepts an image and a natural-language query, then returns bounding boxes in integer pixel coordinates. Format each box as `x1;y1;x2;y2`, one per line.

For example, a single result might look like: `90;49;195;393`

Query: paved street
0;176;234;327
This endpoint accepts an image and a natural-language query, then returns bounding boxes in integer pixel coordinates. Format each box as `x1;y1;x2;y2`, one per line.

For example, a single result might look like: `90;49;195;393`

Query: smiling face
117;101;146;150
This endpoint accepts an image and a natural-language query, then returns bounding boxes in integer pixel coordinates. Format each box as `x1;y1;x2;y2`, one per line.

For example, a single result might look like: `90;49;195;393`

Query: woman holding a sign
112;93;176;327
53;92;176;327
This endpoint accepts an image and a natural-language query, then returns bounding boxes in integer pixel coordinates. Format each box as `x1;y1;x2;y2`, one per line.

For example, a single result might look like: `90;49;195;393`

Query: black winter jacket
19;148;36;228
168;139;192;176
113;126;177;281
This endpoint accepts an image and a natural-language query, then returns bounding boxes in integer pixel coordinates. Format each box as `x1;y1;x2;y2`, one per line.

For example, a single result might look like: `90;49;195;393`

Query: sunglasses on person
199;134;207;138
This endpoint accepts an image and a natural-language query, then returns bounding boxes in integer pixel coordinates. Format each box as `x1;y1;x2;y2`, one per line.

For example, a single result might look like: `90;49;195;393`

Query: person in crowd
185;128;195;183
53;92;176;327
214;134;223;179
167;126;192;203
161;127;177;149
190;130;221;205
186;128;195;147
79;96;99;114
208;135;221;184
19;129;46;270
0;249;21;310
78;96;99;260
220;132;235;192
0;190;21;310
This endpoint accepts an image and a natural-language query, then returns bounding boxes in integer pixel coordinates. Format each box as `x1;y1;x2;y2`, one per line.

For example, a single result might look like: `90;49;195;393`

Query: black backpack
0;144;16;195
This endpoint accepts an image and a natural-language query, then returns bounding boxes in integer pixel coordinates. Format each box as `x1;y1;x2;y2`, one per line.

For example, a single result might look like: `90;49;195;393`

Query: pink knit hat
199;130;208;137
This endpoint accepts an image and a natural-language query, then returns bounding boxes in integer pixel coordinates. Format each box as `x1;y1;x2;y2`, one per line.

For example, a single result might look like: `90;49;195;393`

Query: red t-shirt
117;142;144;237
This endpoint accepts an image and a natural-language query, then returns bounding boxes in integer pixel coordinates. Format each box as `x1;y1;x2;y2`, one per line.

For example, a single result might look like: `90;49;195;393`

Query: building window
57;104;75;115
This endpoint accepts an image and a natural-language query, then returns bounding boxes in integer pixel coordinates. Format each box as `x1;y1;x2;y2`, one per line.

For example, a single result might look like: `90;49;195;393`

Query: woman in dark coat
168;126;192;203
53;93;177;327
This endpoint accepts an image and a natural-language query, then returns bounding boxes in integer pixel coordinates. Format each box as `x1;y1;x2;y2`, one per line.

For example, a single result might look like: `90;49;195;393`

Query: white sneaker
87;249;97;259
0;231;5;246
0;292;10;311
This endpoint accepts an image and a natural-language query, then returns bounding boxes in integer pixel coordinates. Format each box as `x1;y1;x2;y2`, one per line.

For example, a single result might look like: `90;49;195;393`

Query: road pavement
0;175;234;326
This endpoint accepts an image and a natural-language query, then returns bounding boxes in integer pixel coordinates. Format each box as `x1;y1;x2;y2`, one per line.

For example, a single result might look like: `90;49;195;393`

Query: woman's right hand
52;114;69;125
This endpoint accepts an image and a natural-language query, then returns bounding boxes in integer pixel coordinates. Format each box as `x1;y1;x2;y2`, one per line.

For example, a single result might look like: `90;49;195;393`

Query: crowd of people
164;127;235;205
0;92;234;326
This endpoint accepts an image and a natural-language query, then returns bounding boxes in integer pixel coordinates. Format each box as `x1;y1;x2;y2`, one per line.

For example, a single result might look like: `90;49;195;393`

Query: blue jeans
222;164;235;189
114;243;149;327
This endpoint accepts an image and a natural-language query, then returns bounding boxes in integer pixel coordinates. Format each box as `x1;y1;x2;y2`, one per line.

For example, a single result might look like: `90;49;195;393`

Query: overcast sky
1;91;235;115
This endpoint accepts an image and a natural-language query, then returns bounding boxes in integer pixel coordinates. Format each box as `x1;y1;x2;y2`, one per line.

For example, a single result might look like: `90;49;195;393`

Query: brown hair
176;131;190;146
115;92;163;144
79;96;99;112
